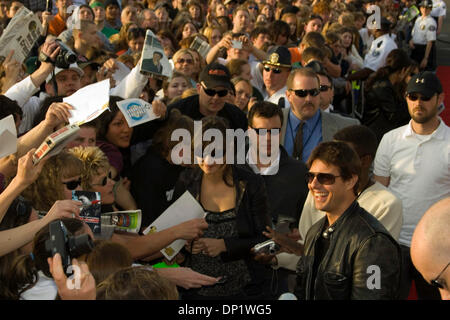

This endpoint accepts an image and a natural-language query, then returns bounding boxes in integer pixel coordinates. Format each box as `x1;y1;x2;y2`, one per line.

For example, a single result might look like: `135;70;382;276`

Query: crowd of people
0;0;449;301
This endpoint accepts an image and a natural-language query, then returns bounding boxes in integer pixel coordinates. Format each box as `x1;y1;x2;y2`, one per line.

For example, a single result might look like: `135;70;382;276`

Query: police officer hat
263;46;292;69
406;72;443;97
419;0;433;8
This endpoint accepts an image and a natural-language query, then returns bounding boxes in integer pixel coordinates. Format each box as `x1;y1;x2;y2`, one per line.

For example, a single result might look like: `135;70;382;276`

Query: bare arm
206;35;232;64
111;218;208;260
373;175;390;187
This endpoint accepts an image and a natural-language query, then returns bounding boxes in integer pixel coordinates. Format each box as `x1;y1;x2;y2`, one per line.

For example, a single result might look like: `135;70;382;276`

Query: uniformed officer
252;46;292;108
347;17;397;81
410;0;437;71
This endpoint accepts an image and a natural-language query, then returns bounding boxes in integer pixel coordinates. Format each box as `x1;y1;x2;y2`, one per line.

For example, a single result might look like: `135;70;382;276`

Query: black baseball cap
406;72;443;97
263;46;292;68
199;63;233;90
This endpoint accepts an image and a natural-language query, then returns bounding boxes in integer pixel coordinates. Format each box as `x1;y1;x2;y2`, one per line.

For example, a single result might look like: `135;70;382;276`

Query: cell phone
231;40;242;49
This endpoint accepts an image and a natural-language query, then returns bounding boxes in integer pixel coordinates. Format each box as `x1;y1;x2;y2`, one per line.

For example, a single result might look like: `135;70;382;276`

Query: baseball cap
199;63;233;90
263;46;292;68
406;71;443;97
46;63;84;83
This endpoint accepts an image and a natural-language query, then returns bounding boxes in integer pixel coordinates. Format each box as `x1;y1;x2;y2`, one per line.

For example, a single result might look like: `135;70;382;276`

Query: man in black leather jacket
292;141;402;299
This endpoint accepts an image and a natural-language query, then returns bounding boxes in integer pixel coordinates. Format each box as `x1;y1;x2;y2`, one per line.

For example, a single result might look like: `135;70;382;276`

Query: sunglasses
92;172;113;187
201;84;229;97
251;127;281;136
264;66;282;74
62;178;82;190
320;85;332;92
406;93;435;102
430;262;450;289
177;58;193;65
290;88;320;98
305;172;341;185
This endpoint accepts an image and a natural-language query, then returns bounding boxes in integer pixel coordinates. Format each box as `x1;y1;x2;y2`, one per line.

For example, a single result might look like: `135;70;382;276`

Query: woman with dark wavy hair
173;116;274;300
363;49;415;142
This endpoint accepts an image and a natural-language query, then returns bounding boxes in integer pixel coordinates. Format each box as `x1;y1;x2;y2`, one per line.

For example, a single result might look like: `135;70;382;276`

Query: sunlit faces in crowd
252;32;271;50
105;111;133;149
7;1;22;18
248;112;281;159
188;2;201;21
155;5;169;25
105;2;120;22
215;3;227;17
173;50;195;78
140;9;158;30
45;69;83;97
304;16;323;34
286;70;321;121
317;73;334;110
263;64;290;94
90;168;115;205
232;77;252;111
79;5;94;20
232;8;250;33
164;73;192;101
197;82;229;116
182;21;198;39
406;91;444;125
66;125;97;149
92;3;106;23
340;30;353;51
261;5;273;21
121;5;138;25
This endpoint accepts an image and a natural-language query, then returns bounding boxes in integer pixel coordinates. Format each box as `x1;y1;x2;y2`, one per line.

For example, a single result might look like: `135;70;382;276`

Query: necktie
293;121;305;160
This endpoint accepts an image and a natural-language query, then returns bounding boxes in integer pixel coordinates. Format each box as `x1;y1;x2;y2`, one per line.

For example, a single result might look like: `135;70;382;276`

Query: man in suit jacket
281;68;359;162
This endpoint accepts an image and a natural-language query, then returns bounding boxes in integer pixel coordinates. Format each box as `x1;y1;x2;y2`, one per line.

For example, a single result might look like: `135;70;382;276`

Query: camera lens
68;234;94;257
65;51;77;64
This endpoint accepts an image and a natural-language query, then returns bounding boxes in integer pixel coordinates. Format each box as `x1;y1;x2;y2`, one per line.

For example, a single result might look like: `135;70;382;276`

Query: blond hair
68;146;110;191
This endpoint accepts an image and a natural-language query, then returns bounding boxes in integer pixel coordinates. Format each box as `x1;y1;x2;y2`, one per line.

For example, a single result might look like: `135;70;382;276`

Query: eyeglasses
251;127;281;136
305;172;341;185
430;262;450;289
92;172;113;187
248;5;258;10
289;88;320;98
201;83;229;97
176;58;193;65
406;93;435;102
320;85;332;92
62;178;82;190
263;66;282;74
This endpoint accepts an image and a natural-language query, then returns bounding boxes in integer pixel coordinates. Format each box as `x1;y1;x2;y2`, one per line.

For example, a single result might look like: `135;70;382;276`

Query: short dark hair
0;95;23;123
247;101;284;127
269;20;290;39
250;26;270;40
307;141;361;195
333;125;378;159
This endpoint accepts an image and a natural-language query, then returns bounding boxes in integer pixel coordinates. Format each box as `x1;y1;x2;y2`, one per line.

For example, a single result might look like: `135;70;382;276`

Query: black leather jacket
294;201;402;300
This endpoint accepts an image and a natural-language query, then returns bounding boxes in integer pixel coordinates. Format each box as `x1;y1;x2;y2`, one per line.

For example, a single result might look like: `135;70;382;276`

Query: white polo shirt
374;120;450;247
363;33;398;72
431;0;447;18
411;15;437;45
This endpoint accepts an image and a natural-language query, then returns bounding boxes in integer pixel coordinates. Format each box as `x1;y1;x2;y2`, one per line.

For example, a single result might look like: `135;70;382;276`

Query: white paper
64;79;110;125
143;191;205;260
140;29;173;78
116;98;159;127
112;61;131;84
0;115;17;158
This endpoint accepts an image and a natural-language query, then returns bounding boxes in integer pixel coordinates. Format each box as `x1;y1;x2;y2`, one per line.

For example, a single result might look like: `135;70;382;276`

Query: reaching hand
48;253;96;300
195;238;226;257
156;267;219;289
174;218;208;240
43;102;73;128
14;149;47;186
44;200;83;222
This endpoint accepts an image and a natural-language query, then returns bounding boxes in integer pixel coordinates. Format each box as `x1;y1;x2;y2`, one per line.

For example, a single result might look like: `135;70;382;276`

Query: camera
54;39;78;69
45;220;94;273
253;239;280;255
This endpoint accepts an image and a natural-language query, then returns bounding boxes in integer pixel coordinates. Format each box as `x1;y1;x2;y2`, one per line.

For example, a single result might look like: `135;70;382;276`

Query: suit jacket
280;109;360;146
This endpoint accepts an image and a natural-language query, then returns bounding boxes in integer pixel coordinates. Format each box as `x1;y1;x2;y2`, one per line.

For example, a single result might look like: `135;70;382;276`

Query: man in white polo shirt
374;71;450;300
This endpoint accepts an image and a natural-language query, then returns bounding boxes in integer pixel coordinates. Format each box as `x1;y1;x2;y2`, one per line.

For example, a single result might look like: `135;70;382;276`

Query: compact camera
53;40;78;69
253;239;280;255
45;220;94;273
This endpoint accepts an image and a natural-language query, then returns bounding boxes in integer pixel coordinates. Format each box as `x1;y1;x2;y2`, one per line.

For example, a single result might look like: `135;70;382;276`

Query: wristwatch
38;51;53;64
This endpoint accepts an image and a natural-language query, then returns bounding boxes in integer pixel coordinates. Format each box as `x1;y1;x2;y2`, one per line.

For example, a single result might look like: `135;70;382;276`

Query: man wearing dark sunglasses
282;67;359;162
411;197;450;300
167;63;247;130
260;46;292;108
259;141;401;299
374;71;449;300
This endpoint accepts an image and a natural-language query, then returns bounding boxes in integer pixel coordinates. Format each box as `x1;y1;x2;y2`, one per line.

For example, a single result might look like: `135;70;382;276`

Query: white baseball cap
46;63;84;83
